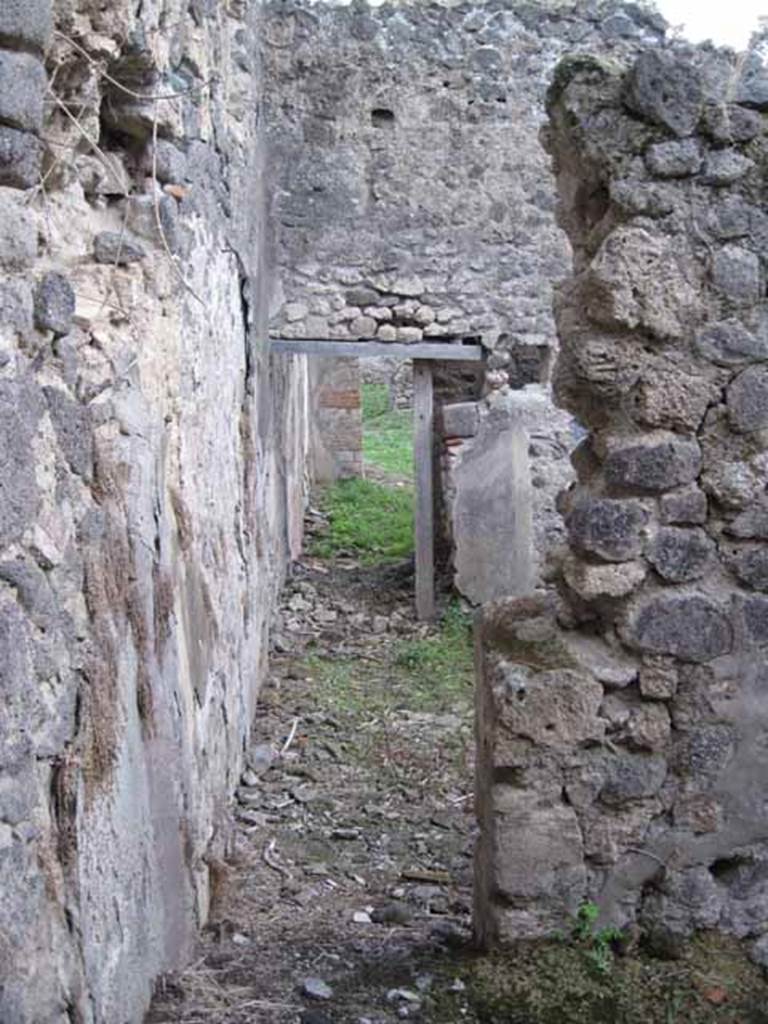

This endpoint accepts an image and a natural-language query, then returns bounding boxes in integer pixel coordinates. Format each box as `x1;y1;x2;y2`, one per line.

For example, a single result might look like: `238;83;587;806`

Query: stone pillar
475;45;768;965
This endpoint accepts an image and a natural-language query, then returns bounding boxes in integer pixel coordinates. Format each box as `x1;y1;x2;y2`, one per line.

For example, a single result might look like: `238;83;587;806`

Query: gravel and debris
147;534;477;1024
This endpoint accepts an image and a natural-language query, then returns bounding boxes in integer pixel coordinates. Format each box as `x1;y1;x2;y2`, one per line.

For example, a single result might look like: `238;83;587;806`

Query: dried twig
151;106;206;308
280;716;300;756
262;838;291;880
53;30;214;102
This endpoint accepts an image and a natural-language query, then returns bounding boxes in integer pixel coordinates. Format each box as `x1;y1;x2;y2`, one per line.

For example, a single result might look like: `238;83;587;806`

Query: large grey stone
646;527;716;583
624;52;703;137
43;386;93;480
0;379;42;547
644;139;701;178
621;592;732;662
700;150;753;187
725;500;768;540
730;545;768;592
0;277;33;339
93;231;147;265
0;191;36;267
603;433;701;494
147;139;187;184
567;497;648;562
672;725;735;779
600;752;667;806
727;365;768;433
0;52;46;133
0;0;53;52
609;179;675;217
694;320;768;367
735;53;768;110
34;273;75;335
0;125;43;189
711;246;761;304
739;594;768;646
659;486;707;525
702;104;763;144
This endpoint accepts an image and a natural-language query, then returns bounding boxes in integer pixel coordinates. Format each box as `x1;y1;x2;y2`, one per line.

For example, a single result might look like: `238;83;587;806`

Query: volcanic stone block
0;278;33;339
93;231;147;265
735;53;768;110
739;594;768;645
695;320;768;367
730;545;768;592
727;365;768;433
660;486;707;526
603;433;701;493
672;725;735;779
563;556;646;600
624;51;703;137
702;103;763;144
711;246;761;304
42;387;93;481
646;527;716;583
0;0;53;52
639;658;678;699
644;139;701;178
0;53;46;133
34;273;75;335
0;125;43;189
0;379;43;547
726;501;768;540
567;497;649;561
621;592;732;662
599;752;667;806
0;193;36;268
701;150;753;186
624;703;671;752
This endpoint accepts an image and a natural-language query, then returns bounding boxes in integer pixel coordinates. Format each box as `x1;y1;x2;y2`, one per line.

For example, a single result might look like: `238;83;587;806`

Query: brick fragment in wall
319;389;360;410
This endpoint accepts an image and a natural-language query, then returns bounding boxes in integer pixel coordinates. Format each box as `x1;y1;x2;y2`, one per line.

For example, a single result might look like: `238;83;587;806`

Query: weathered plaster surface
0;1;309;1020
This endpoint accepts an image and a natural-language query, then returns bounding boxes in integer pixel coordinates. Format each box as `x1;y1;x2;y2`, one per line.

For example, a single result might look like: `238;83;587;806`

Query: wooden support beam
270;338;484;362
413;360;436;622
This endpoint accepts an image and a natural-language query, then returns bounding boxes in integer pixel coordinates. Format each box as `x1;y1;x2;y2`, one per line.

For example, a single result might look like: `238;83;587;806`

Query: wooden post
413;360;436;621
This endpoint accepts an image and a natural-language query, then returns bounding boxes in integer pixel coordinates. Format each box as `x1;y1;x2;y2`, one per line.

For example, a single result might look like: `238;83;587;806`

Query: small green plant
571;902;623;975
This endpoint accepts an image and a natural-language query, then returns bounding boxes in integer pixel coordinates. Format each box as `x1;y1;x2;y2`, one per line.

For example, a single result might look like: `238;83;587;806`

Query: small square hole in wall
371;108;395;129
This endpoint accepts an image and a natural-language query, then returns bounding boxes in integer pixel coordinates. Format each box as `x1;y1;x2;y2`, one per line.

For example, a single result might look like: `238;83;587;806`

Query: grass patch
392;601;474;702
362;383;413;480
301;603;474;779
426;932;768;1024
311;477;413;564
305;602;473;717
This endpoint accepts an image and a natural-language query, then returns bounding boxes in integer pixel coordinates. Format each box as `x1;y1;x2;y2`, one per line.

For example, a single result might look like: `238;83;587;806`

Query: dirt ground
146;531;768;1024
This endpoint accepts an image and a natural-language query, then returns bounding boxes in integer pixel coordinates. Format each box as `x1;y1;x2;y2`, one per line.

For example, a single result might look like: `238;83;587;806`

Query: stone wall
261;0;666;566
475;42;768;966
0;2;309;1021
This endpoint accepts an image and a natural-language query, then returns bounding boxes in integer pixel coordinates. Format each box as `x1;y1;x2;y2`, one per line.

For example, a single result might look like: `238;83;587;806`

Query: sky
654;0;765;51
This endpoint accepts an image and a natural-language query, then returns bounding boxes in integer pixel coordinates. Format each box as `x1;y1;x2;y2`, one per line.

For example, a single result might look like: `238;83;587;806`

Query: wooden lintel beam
269;338;484;362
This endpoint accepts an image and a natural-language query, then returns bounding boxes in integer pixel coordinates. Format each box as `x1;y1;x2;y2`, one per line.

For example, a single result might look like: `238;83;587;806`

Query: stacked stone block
475;45;768;966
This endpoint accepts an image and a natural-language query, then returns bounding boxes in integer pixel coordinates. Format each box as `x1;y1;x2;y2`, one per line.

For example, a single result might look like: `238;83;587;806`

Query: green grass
305;602;474;717
361;383;413;480
392;602;474;697
311;477;413;564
